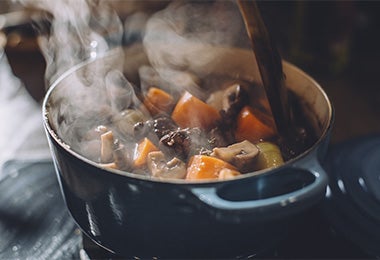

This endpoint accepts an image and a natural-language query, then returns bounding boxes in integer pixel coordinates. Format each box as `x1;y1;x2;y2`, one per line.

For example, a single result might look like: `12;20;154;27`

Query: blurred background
260;1;380;143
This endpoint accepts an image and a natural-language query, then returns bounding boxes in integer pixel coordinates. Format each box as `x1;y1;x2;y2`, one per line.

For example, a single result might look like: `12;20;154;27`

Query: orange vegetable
172;91;221;130
134;138;159;168
186;155;238;180
235;106;276;143
143;87;175;115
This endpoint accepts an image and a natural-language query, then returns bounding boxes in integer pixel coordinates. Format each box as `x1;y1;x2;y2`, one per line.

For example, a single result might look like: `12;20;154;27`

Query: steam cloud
19;0;123;85
28;0;259;164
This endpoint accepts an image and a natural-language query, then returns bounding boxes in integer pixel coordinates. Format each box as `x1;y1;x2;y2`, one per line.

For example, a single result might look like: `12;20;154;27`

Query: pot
43;48;333;258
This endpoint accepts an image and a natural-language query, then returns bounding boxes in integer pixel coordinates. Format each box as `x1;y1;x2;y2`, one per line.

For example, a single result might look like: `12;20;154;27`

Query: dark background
260;1;380;143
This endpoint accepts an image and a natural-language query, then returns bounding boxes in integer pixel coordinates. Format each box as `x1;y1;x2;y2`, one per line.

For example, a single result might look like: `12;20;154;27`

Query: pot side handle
190;157;328;214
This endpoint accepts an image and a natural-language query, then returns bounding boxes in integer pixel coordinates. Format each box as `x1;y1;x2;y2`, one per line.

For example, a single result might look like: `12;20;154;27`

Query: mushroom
114;109;147;136
212;140;259;173
100;130;115;163
147;151;186;179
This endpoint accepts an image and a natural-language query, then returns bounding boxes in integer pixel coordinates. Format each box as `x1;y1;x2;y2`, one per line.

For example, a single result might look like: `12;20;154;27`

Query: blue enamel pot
43;49;333;258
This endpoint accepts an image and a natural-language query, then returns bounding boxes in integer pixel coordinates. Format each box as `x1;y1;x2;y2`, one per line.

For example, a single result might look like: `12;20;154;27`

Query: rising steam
27;0;261;164
19;0;123;86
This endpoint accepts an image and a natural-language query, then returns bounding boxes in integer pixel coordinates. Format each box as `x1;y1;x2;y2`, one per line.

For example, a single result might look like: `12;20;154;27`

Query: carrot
134;138;159;168
235;106;276;143
186;155;238;180
143;87;175;115
172;91;221;130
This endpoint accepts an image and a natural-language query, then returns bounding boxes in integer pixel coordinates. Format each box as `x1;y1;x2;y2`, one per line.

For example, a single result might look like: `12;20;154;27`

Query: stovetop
0;137;379;259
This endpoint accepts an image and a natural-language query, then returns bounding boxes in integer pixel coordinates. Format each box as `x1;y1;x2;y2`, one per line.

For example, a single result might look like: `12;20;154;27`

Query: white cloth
0;49;51;173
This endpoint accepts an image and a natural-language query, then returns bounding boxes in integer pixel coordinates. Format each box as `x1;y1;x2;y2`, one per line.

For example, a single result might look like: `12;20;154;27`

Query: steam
143;0;250;79
19;0;123;86
19;0;131;156
26;0;262;167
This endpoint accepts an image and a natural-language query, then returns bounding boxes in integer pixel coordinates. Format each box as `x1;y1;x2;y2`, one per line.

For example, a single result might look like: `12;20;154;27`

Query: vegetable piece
100;130;115;163
114;109;147;136
147;151;187;179
254;142;284;170
172;91;221;130
134;138;159;168
218;168;241;180
143;87;175;115
212;140;259;173
235;106;276;143
186;155;238;180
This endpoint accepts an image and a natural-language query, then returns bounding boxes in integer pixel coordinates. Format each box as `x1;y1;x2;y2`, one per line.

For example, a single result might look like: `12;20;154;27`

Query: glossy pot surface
43;49;333;258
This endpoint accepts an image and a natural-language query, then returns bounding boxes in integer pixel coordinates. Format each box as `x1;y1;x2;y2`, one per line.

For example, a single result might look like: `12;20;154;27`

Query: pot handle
190;157;328;214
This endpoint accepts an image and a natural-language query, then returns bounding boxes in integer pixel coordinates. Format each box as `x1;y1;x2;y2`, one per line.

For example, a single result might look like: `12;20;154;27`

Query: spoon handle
236;0;292;140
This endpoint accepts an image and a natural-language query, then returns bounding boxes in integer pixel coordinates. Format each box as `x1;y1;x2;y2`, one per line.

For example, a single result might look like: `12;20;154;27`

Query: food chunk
134;115;178;141
100;130;115;163
222;83;250;113
235;106;276;143
147;151;186;179
113;144;132;171
114;109;147;136
134;138;159;168
143;87;175;115
218;168;241;180
212;140;259;173
254;142;284;170
172;91;221;130
186;155;238;180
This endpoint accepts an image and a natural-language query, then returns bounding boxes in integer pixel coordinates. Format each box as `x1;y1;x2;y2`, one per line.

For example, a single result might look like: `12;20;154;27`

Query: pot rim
42;51;334;185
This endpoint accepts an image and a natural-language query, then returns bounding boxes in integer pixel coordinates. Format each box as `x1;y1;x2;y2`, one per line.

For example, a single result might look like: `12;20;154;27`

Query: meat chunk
159;127;209;160
222;83;250;114
133;115;178;141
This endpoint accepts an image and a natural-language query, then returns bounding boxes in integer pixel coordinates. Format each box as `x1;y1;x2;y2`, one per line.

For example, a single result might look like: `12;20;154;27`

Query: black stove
0;136;379;259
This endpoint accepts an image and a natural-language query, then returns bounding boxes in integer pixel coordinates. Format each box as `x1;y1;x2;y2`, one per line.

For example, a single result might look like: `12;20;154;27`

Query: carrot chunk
235;106;276;143
186;155;238;180
134;138;159;168
143;87;175;115
172;91;220;130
